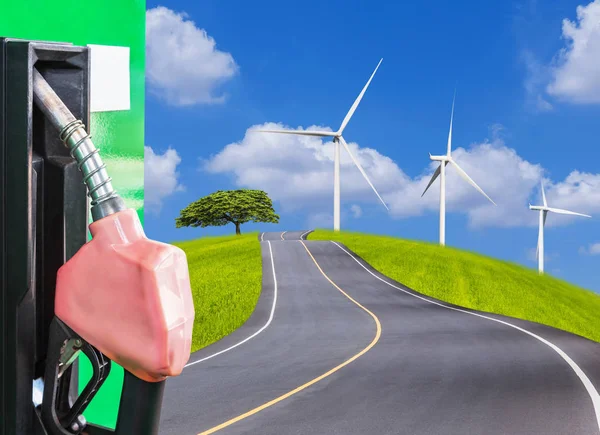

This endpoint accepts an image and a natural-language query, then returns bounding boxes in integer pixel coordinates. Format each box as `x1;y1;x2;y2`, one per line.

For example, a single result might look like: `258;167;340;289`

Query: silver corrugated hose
32;68;126;221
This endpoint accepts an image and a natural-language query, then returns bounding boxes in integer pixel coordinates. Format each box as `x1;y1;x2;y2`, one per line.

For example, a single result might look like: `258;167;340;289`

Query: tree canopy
175;189;279;235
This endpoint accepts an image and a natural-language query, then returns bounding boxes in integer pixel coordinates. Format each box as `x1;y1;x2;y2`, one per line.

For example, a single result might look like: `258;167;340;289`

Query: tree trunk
235;222;241;235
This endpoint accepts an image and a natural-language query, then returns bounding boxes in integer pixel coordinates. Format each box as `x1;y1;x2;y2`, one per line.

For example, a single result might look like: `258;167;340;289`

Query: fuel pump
0;38;195;435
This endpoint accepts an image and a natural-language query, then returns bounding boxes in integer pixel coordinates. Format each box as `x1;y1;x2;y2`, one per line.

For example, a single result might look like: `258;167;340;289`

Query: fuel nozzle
33;67;194;435
32;68;125;221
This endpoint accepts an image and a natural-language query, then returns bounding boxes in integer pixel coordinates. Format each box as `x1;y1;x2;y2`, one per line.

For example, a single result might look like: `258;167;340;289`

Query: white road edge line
281;231;287;241
184;241;278;369
331;241;600;433
299;230;311;241
260;232;264;242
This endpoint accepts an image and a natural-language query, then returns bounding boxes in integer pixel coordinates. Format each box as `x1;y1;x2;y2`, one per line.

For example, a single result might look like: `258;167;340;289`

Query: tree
175;189;279;235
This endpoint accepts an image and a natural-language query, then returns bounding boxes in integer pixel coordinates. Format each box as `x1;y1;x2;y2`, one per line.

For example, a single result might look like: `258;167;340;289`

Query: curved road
160;230;600;435
259;230;313;241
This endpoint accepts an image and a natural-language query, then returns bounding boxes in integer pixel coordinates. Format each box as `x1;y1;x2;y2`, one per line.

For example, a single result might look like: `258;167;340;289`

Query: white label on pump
88;44;131;113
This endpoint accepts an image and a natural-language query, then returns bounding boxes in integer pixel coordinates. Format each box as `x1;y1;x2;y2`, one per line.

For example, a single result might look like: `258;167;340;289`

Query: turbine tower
529;182;591;275
254;59;388;231
422;94;496;246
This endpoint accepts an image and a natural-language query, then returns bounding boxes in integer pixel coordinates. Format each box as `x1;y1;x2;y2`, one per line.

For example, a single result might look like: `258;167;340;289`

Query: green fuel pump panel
0;0;146;430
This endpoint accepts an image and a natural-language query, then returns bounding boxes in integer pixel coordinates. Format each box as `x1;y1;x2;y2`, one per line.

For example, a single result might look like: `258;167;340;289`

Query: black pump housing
0;38;89;435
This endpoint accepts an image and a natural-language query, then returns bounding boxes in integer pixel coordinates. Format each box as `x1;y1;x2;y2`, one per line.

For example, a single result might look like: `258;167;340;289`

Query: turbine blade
543;210;548;226
546;207;591;218
541;181;548;207
337;58;383;135
449;158;496;205
447;91;456;156
339;136;389;210
254;129;337;137
422;165;442;197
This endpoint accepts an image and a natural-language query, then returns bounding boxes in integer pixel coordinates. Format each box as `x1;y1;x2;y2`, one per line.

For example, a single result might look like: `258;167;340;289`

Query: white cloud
546;0;600;103
390;142;543;228
144;146;185;213
535;95;554;112
204;122;599;229
543;171;599;227
146;6;238;106
204;123;406;213
580;242;600;255
350;204;363;218
522;51;554;112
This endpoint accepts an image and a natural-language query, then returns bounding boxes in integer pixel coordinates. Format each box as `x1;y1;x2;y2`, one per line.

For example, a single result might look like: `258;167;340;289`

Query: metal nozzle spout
32;68;125;221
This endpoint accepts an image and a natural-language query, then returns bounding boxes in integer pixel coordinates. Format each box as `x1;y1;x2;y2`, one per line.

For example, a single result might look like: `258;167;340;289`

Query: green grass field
174;233;263;352
309;229;600;343
176;229;600;353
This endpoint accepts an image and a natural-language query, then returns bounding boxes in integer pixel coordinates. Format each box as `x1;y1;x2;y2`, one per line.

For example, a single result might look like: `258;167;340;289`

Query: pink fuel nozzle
33;68;195;385
55;208;195;382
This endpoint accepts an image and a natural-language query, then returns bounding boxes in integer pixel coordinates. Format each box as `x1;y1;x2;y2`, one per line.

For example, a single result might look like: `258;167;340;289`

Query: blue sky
143;0;600;292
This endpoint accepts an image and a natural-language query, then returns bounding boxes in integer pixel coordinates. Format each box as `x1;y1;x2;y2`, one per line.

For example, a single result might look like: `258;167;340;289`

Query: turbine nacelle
429;154;449;162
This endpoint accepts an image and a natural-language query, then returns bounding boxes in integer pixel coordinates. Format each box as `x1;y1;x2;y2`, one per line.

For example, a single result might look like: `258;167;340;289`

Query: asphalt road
160;231;600;435
259;230;312;241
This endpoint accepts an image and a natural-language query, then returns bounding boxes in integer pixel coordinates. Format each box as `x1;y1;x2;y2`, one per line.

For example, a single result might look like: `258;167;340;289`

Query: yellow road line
197;241;382;435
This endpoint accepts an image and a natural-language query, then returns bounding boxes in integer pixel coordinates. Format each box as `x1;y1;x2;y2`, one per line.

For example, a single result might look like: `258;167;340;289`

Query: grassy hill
177;230;600;353
308;230;600;343
174;233;262;352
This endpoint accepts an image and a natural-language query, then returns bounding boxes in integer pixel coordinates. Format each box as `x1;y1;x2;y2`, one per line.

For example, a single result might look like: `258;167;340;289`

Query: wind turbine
421;95;496;246
253;59;388;231
529;182;591;275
